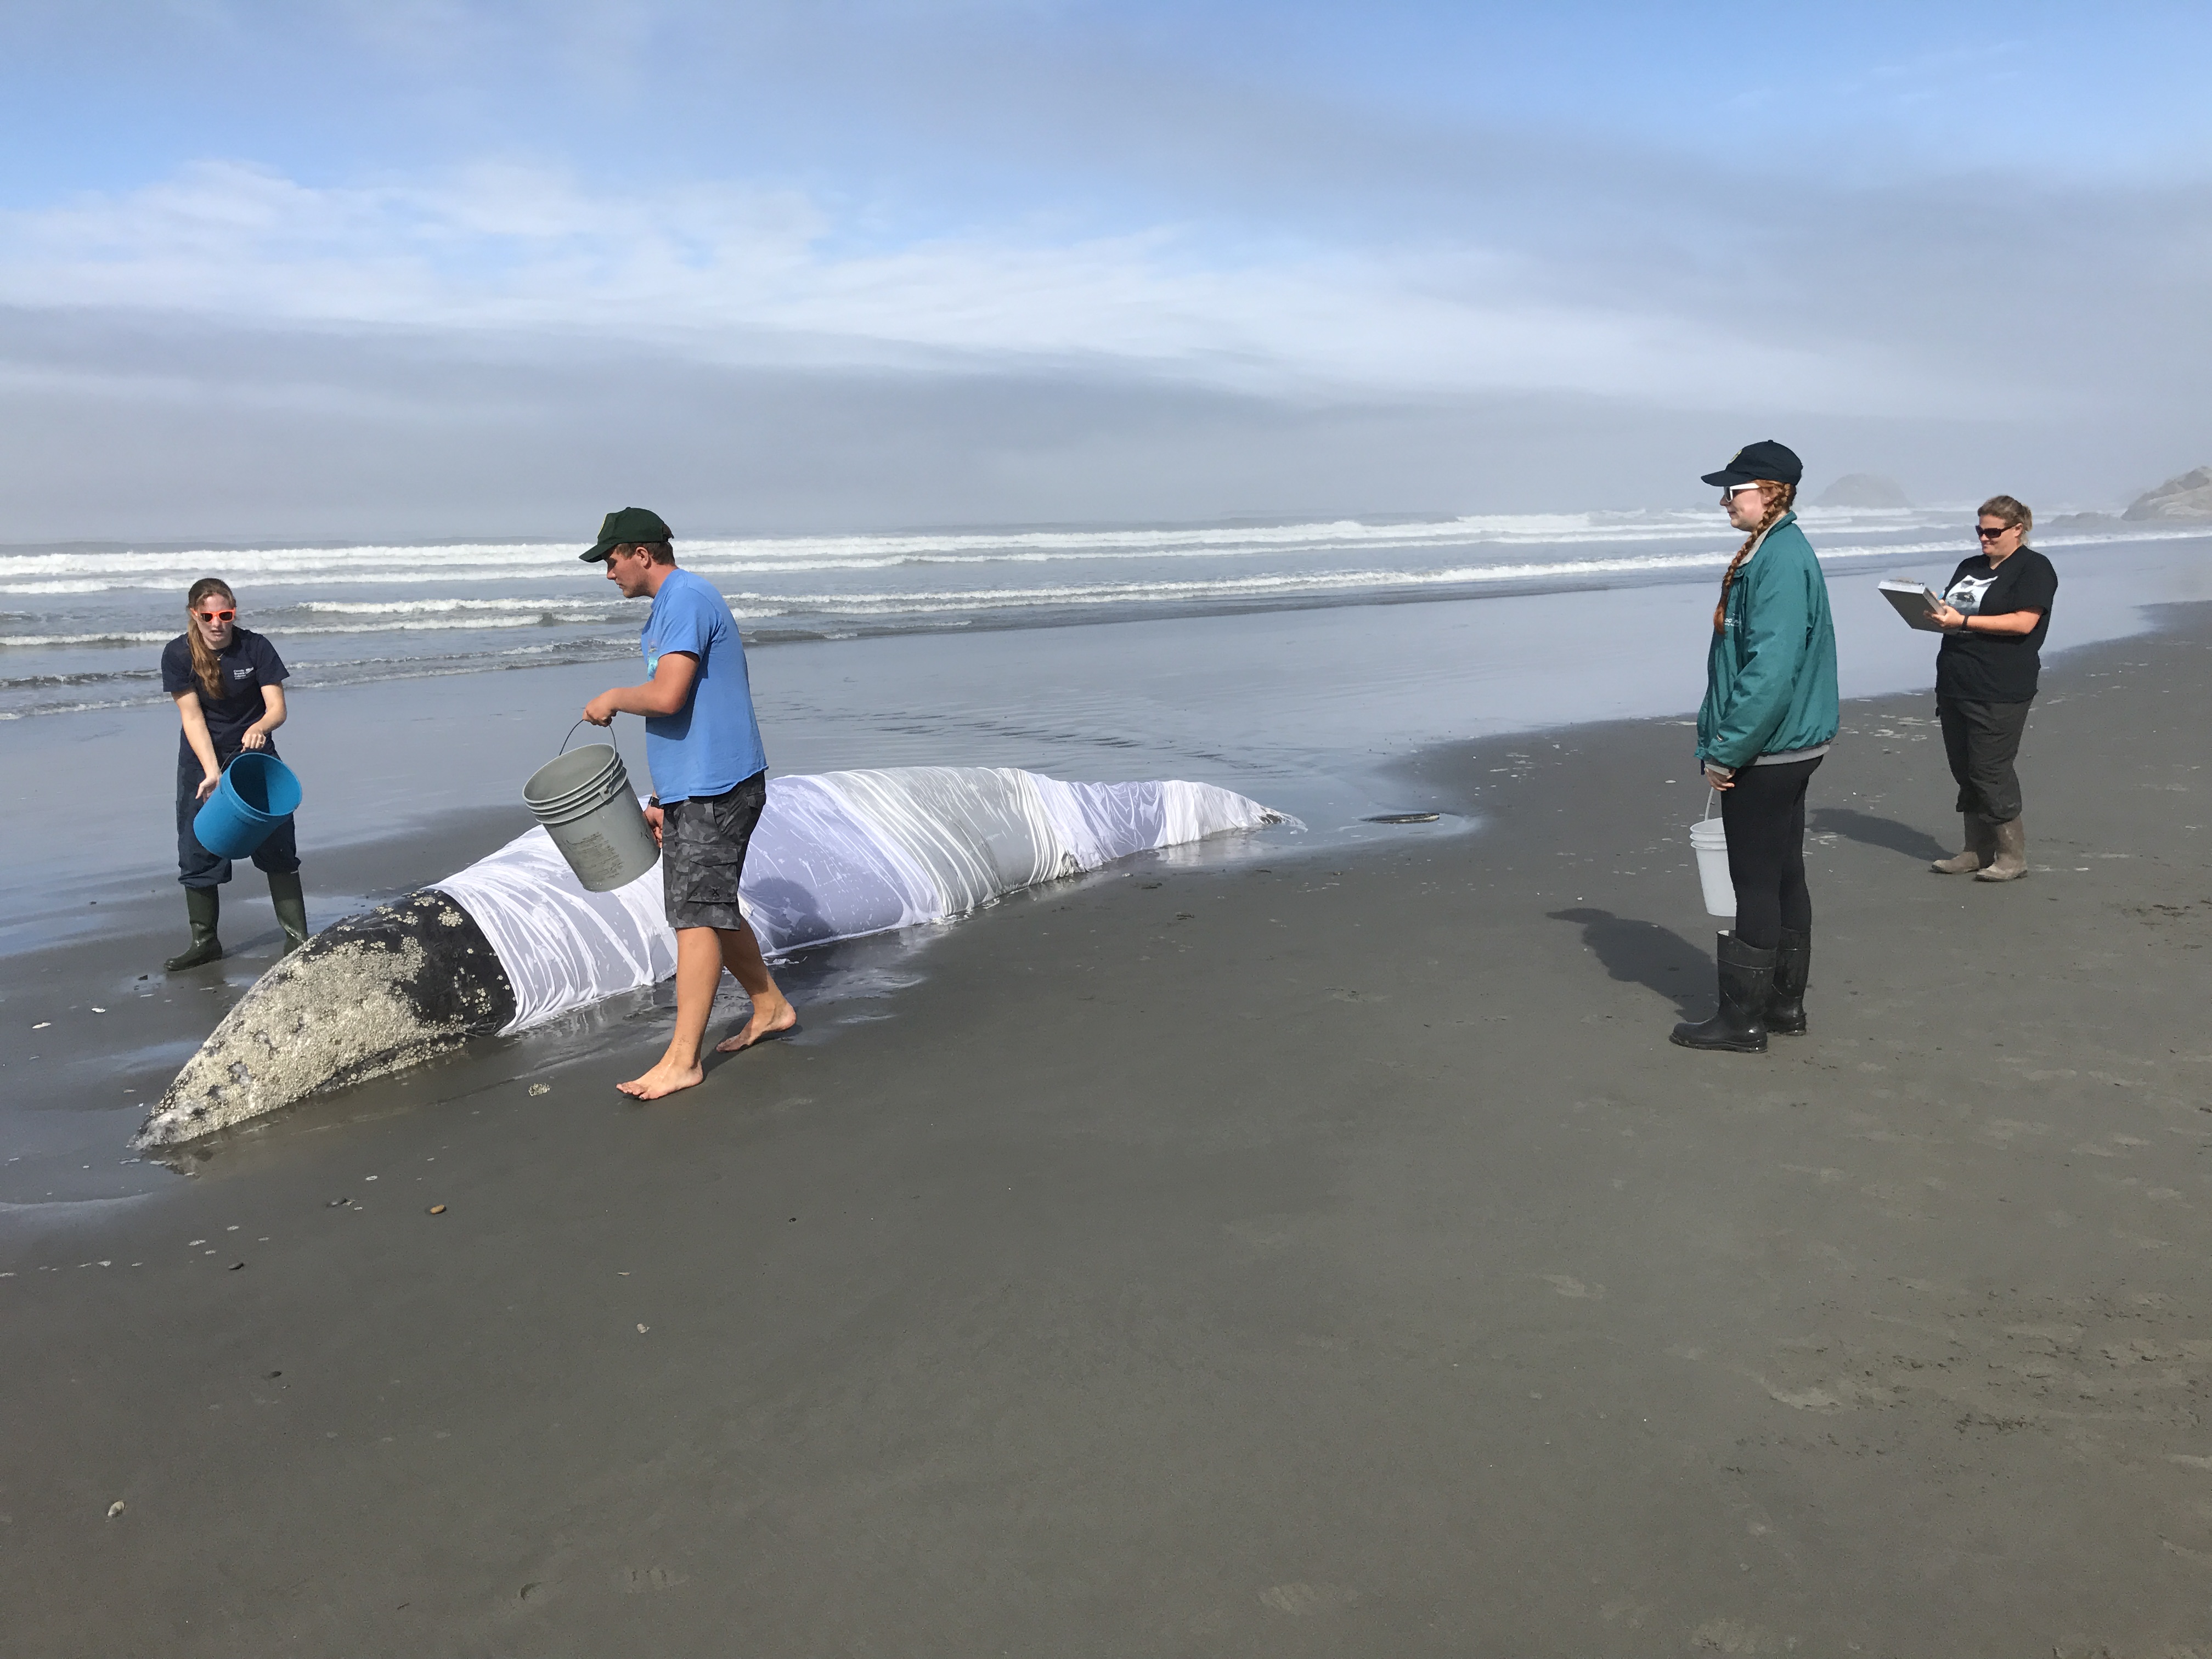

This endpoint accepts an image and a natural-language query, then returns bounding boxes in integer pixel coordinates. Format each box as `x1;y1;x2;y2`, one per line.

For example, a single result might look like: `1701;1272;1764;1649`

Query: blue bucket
193;752;303;859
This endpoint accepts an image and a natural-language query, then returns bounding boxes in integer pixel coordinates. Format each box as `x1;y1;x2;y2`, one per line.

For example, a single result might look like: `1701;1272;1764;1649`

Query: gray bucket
524;743;660;893
528;748;624;815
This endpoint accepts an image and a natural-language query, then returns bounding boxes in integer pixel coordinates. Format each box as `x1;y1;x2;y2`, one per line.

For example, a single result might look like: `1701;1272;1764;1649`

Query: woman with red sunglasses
157;578;308;970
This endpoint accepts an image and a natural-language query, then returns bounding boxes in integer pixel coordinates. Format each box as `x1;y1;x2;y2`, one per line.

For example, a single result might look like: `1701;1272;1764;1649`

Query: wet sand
5;607;2211;1655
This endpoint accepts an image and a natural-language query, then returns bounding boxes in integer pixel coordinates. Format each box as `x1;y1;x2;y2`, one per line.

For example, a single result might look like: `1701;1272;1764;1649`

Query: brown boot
1931;814;1995;874
1974;816;2027;882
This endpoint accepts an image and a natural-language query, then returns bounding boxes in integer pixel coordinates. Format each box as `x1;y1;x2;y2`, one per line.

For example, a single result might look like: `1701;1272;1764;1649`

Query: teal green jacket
1695;512;1839;770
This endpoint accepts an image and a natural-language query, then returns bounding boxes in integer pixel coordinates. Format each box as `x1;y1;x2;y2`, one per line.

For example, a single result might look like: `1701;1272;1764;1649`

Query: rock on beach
2123;465;2212;521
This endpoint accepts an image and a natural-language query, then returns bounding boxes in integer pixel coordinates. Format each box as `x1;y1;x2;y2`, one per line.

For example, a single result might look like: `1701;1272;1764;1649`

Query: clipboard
1879;579;1948;633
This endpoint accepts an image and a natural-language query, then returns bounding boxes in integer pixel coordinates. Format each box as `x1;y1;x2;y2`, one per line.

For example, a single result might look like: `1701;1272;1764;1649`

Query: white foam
0;630;177;647
300;597;625;614
5;515;2199;597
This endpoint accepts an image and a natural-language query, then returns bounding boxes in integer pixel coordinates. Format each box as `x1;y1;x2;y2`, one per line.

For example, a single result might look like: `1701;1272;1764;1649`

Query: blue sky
1;2;2207;537
10;3;2208;194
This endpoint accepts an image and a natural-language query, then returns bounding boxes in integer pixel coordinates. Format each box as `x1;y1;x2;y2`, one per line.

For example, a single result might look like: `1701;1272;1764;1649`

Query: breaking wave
5;507;2203;719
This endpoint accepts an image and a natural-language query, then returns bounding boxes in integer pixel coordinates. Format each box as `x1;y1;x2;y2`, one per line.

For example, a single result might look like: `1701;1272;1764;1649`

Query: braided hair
1714;482;1797;631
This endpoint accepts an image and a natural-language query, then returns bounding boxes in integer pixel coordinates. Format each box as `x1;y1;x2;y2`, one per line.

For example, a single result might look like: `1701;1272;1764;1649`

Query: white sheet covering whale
137;766;1291;1149
435;766;1291;1034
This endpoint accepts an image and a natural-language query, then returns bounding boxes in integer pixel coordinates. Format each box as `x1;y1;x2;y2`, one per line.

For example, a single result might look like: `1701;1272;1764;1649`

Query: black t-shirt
1935;548;2057;703
161;627;289;754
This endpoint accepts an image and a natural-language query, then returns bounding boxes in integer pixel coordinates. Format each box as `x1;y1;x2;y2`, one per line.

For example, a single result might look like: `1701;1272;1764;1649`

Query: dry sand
4;606;2210;1656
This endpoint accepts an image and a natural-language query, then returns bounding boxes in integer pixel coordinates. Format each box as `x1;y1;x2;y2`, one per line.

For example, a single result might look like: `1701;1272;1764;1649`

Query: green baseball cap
580;506;673;562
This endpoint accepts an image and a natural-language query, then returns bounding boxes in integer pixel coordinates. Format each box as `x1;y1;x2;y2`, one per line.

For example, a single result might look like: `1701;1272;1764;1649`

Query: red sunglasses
196;608;236;622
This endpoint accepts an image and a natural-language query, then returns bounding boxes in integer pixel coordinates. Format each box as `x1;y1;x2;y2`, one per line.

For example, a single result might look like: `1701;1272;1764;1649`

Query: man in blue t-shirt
582;507;797;1099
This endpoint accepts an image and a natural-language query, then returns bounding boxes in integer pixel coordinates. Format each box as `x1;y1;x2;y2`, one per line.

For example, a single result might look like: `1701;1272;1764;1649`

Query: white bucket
524;743;661;893
1690;813;1734;918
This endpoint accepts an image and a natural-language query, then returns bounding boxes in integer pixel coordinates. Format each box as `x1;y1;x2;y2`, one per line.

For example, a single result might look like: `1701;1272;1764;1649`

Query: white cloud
0;159;1963;416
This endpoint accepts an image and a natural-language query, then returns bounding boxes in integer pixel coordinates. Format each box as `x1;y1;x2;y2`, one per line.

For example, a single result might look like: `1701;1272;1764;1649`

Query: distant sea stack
1816;473;1912;509
2124;467;2212;521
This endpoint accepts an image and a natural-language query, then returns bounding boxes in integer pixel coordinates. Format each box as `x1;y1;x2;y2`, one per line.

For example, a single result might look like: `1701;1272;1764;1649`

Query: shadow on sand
1810;806;1948;864
1547;907;1711;1018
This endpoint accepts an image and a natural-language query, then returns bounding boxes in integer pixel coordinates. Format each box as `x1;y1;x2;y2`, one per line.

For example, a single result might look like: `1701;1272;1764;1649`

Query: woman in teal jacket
1673;441;1839;1054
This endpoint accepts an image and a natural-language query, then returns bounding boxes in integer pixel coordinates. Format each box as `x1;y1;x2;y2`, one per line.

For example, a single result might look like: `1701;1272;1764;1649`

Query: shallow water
3;526;2206;1207
6;506;2201;721
7;525;2206;930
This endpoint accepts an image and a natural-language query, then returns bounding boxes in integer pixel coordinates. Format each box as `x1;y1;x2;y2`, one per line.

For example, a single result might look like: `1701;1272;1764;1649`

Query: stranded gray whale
138;766;1289;1148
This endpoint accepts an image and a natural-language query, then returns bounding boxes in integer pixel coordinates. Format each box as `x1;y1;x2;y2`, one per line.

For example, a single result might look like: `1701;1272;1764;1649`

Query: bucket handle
1702;787;1719;823
559;716;591;755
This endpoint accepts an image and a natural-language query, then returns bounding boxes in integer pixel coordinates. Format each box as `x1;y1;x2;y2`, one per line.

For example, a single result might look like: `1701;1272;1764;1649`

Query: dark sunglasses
1973;526;2015;541
196;608;236;621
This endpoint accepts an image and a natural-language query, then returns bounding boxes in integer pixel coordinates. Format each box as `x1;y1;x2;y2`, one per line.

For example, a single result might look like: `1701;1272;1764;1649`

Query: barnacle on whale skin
139;768;1290;1148
134;894;515;1149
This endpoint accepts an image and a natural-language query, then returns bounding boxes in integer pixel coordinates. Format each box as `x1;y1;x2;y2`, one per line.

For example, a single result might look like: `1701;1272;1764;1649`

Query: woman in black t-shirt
157;578;309;970
1926;495;2058;883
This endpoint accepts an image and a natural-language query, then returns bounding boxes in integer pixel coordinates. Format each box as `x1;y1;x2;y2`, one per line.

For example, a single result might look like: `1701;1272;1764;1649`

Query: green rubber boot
268;871;311;955
165;887;223;972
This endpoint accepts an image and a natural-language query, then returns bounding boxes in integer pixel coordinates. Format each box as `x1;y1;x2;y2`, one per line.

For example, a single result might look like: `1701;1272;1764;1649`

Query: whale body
138;766;1288;1147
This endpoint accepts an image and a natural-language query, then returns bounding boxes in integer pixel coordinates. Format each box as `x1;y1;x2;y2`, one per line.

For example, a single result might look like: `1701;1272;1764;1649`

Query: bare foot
616;1057;706;1099
714;996;799;1054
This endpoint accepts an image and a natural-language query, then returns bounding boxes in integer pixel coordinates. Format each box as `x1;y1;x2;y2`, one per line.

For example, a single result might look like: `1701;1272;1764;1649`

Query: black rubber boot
268;870;310;955
165;887;223;972
1669;932;1775;1054
1767;926;1809;1036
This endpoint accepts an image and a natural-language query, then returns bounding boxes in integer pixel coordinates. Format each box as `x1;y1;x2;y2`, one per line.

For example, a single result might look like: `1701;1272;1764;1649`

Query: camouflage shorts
660;771;766;932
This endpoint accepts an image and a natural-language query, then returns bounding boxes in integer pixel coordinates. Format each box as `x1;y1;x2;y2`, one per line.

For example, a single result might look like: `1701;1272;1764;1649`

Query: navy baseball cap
1701;441;1803;489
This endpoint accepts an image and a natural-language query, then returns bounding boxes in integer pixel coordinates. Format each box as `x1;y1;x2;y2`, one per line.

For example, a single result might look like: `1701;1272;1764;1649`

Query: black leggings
1720;756;1819;951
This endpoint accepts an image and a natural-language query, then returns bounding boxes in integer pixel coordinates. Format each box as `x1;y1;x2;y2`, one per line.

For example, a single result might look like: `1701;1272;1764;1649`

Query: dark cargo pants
1937;696;2033;824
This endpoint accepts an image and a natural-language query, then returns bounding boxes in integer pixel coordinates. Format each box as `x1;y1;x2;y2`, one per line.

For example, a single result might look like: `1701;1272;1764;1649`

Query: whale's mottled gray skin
137;891;515;1148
